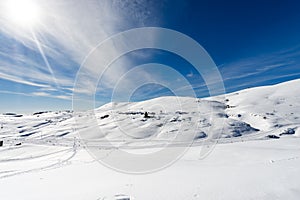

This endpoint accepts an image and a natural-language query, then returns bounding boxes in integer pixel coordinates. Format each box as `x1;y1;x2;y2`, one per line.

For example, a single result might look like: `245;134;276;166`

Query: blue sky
0;0;300;113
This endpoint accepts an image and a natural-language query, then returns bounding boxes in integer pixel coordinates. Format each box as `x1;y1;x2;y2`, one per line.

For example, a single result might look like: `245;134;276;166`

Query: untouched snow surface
0;79;300;199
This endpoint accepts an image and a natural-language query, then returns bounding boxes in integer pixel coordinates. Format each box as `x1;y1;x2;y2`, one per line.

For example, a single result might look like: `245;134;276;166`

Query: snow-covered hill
0;79;300;200
2;79;299;147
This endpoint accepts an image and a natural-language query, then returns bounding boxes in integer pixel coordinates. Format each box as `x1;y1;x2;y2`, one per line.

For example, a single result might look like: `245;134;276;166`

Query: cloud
219;47;300;89
171;47;300;98
0;0;164;107
0;90;35;97
0;71;49;87
0;89;71;100
31;91;71;100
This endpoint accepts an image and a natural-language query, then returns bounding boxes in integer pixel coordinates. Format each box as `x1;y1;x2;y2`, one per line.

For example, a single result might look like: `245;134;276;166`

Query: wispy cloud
219;47;300;92
31;91;71;100
0;0;164;109
0;89;71;100
5;0;298;106
170;46;300;98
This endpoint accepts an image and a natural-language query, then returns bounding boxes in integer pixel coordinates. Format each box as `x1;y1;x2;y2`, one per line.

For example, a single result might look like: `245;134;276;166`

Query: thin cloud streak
219;47;300;92
0;89;71;100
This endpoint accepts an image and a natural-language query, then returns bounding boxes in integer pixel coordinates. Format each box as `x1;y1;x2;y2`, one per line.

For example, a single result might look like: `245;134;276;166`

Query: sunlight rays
5;0;40;28
2;0;60;89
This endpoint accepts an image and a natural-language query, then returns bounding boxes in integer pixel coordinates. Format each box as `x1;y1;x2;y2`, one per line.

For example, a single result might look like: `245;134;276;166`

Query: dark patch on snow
3;113;23;117
226;105;236;109
266;112;274;116
32;120;52;128
267;135;280;139
207;100;226;109
20;132;37;137
217;113;229;118
274;124;284;128
229;121;259;137
194;132;207;139
33;111;49;115
57;132;70;137
144;112;150;118
119;111;144;115
100;114;109;119
280;128;296;136
232;132;242;137
156;123;164;127
3;113;17;116
175;111;188;115
19;129;27;133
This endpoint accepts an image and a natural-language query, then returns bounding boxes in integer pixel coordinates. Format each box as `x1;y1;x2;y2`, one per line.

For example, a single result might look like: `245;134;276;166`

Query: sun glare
5;0;40;27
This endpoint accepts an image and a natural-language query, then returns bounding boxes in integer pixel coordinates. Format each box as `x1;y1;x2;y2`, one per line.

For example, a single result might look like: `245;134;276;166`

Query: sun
5;0;40;27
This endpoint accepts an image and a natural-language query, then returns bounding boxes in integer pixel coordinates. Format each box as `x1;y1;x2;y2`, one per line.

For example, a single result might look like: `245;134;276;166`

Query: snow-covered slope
222;79;300;133
0;79;300;200
1;79;300;147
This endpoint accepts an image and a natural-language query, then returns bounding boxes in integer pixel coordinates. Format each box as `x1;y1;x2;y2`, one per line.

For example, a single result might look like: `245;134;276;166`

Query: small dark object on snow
144;112;150;118
3;113;22;117
15;143;22;146
175;111;188;115
226;105;236;109
156;123;164;127
3;113;16;116
100;114;109;119
0;141;3;147
267;135;280;139
33;111;48;115
194;132;207;139
217;113;229;118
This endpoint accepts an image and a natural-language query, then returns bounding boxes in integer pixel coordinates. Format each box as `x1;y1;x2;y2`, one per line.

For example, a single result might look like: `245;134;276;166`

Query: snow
0;79;300;199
